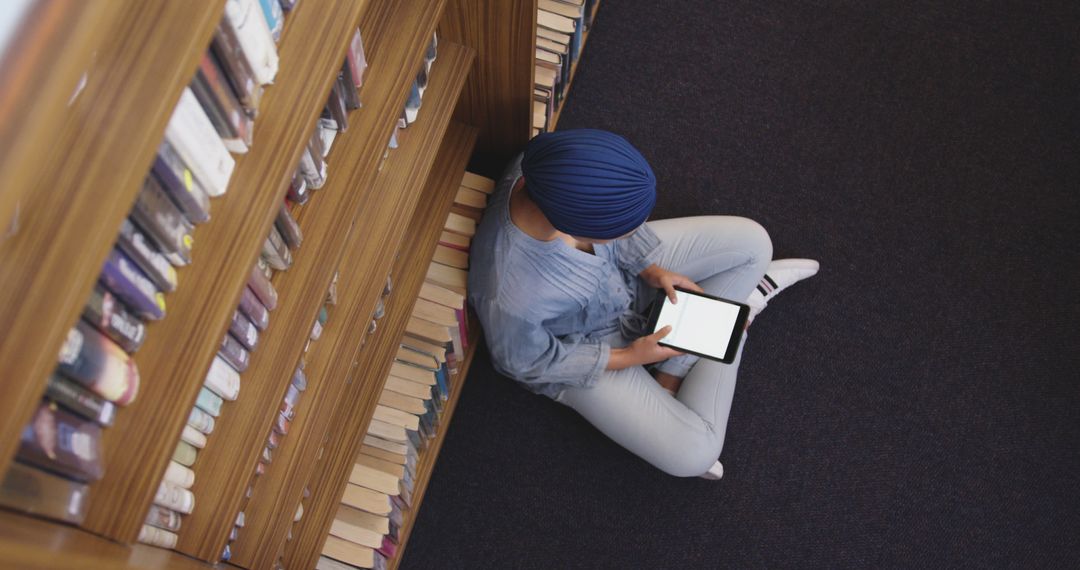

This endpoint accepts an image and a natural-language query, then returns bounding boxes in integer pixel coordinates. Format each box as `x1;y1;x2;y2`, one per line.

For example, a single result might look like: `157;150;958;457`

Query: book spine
154;139;213;224
219;332;251;373
325;77;349;132
163;460;196;489
195;386;224;417
262;225;292;270
0;461;89;524
145;504;183;532
57;319;139;405
339;62;361;110
164;87;236;197
199;51;254;147
229;309;260;351
138;524;179;548
173;440;198;467
248;262;279;310
45;373;117;427
115;217;180;293
188;406;216;434
346;28;368;87
286;172;310;204
83;285;146;353
275;203;303;249
205;355;241;401
154;480;195;514
18;402;104;482
211;23;261;112
99;248;166;321
181;424;208;449
130;174;195;265
238;284;270;330
258;0;284;41
224;0;279;85
190;64;247;154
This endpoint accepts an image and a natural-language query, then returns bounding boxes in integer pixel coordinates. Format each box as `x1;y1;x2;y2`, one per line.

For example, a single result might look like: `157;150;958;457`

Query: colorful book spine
262;224;292;270
99;248;166;321
153;139;212;224
275;203;303;249
230;309;259;351
192;53;250;154
205;355;241;401
219;332;251;373
56;319;139;405
115;217;179;293
188;406;216;435
18;402;104;482
45;373;117;427
248;262;279;310
145;504;182;532
211;22;262;113
173;440;198;467
223;0;279;85
238;285;270;330
153;480;195;514
83;284;146;353
131;175;195;266
165;87;236;197
195;386;224;417
163;460;196;489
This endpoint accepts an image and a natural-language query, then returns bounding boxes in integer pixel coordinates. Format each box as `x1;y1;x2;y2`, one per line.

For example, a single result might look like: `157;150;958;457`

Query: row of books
0;0;298;527
533;0;598;135
317;171;493;570
381;32;439;172
131;10;369;555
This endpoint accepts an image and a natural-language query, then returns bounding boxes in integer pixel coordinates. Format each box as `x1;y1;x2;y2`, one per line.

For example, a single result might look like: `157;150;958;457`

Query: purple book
17;402;105;482
229;309;258;351
237;285;269;331
99;248;166;320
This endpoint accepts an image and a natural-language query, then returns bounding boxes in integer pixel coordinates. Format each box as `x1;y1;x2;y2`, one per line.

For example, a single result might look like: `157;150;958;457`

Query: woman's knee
729;216;773;266
656;435;723;478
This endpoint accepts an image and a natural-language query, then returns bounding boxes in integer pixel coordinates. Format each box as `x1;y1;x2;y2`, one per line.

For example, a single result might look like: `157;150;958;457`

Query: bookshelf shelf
0;0;549;566
549;0;601;131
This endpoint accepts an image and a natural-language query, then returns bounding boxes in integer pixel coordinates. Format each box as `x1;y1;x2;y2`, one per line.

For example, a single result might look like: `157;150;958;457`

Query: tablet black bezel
644;286;750;364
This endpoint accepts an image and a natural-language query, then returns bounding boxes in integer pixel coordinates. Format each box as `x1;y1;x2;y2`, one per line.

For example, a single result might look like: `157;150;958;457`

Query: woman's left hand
639;264;703;303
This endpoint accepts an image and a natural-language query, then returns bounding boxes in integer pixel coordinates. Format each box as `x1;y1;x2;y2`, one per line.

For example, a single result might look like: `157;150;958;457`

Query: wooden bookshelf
0;0;550;567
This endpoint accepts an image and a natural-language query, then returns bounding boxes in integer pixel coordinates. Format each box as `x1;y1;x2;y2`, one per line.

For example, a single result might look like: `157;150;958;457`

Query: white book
224;0;279;85
204;355;241;401
165;88;235;196
180;425;207;449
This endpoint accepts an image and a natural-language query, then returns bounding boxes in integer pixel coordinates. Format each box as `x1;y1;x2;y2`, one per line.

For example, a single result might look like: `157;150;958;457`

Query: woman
467;129;818;478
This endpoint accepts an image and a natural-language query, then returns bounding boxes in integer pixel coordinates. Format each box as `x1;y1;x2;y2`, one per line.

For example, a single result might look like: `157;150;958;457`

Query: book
173;440;198;467
238;285;270;331
324;75;349;132
349;458;399;496
116;216;179;294
45;373;117;427
165;87;236;197
219;332;251;373
460;171;495;194
138;524;178;548
287;171;310;204
188;406;216;435
131;174;195;266
180;424;208;450
195;386;224;417
339;64;361;111
163;460;195;489
229;309;259;351
262;224;292;270
438;229;471;252
443;211;477;237
18;401;104;482
363;434;408;457
248;262;279;310
383;374;435;402
341;483;391;516
153;480;195;514
99;248;166;321
377;388;427;416
425;262;468;296
373;405;419;432
455;184;488;208
192;53;251;154
323;535;376;568
276;203;303;249
203;355;241;401
210;21;262;113
330;505;388;548
355;453;405;482
153;139;213;226
223;0;279;85
346;29;368;88
432;244;469;269
57;319;140;405
83;284;146;354
145;504;183;532
318;554;370;570
0;461;89;524
258;0;283;42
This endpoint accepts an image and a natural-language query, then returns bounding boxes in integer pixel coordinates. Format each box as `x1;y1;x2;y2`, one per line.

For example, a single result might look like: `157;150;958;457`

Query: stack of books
317;172;493;570
532;0;598;136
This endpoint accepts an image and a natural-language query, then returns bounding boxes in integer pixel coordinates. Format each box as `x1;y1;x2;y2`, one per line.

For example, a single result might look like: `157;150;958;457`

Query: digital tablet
646;287;750;363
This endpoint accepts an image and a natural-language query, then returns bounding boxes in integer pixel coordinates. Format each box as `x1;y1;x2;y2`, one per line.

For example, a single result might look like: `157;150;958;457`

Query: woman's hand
607;326;684;370
639;264;703;303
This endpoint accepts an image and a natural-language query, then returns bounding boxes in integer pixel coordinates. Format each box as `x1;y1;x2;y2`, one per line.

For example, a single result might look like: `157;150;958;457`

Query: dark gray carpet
404;2;1080;567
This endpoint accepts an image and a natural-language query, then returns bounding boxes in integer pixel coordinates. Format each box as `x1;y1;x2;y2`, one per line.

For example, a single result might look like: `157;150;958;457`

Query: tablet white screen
654;290;740;358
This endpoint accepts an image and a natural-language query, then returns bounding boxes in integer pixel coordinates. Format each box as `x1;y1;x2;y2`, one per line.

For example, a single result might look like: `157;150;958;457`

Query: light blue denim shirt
467;155;662;398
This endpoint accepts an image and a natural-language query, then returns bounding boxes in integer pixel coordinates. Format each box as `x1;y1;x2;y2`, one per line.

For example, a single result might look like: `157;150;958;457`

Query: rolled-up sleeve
478;298;610;390
615;222;662;275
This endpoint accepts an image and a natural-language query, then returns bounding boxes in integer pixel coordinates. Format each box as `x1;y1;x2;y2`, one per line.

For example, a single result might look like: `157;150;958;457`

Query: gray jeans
555;216;773;476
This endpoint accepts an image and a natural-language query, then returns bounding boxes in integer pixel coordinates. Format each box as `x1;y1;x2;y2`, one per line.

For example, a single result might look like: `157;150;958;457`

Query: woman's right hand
607;326;684;370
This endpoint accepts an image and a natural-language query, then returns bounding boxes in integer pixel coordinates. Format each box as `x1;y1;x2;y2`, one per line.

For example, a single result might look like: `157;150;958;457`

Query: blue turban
521;129;656;240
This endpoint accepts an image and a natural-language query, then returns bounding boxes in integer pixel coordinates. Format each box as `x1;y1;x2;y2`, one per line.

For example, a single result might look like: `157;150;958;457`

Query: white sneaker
746;258;820;320
700;460;724;480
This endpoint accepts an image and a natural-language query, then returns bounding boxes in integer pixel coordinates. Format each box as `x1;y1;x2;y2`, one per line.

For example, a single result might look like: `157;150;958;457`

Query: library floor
404;2;1080;568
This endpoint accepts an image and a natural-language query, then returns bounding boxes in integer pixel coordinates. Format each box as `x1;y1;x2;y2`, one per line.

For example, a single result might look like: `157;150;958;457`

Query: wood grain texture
173;0;451;562
282;121;478;570
0;510;216;570
80;0;368;545
0;0;225;480
439;0;535;160
0;1;122;235
229;41;475;570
